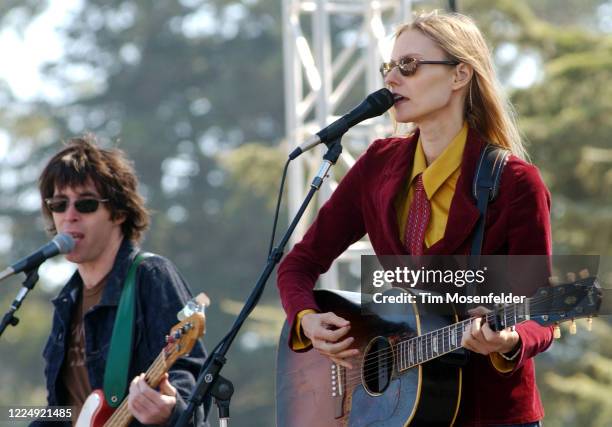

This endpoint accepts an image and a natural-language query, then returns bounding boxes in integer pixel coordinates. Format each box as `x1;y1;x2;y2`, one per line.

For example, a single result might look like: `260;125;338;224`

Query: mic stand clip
0;266;41;338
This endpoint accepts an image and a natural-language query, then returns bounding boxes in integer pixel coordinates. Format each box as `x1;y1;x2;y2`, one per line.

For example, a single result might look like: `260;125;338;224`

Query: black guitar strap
466;144;510;302
441;144;509;367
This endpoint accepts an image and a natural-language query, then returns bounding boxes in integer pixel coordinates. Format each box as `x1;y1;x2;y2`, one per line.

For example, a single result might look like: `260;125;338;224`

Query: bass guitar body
76;390;114;427
276;288;462;427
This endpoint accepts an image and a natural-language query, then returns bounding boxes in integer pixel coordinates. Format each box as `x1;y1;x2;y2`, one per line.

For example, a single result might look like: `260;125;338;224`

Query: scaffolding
282;0;415;290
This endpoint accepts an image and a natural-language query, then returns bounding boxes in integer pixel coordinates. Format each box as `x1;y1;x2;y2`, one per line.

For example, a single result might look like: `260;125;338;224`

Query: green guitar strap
103;252;153;407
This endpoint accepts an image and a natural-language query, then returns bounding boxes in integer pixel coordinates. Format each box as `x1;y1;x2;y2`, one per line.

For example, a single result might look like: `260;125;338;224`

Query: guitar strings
104;353;170;427
106;349;175;427
104;345;177;427
356;302;575;370
351;304;587;384
104;318;206;426
327;284;598;389
345;317;587;387
340;300;594;386
353;288;591;365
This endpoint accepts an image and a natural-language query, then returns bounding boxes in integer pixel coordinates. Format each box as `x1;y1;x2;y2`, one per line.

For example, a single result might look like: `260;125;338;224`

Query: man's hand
461;306;520;356
301;312;359;369
128;373;177;425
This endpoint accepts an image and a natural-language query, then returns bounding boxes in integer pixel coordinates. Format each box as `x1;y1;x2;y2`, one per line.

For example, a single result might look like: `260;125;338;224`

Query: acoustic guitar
276;278;601;426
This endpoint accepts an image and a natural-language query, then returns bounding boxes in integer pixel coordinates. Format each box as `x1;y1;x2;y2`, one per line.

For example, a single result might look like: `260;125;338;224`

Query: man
34;135;207;426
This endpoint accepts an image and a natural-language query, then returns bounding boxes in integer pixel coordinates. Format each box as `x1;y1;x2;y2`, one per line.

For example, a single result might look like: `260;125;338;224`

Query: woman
278;11;552;427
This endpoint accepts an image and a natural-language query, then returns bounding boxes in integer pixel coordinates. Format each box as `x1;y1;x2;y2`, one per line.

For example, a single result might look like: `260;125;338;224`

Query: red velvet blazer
277;128;554;426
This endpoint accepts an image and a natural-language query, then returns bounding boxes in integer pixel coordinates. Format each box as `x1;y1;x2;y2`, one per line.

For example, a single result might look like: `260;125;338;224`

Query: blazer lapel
378;132;419;255
427;128;485;255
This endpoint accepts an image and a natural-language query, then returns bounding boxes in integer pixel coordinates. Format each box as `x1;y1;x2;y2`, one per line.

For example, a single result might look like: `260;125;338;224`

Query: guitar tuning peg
553;323;561;339
569;319;577;335
586;316;593;332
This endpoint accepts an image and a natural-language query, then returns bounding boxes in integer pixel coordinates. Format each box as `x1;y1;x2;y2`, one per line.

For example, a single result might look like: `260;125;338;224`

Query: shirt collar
52;238;140;307
410;122;468;199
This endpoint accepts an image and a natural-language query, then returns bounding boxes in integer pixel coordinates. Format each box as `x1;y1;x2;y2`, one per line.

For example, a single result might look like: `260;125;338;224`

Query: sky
0;1;82;102
0;2;82;287
0;1;545;107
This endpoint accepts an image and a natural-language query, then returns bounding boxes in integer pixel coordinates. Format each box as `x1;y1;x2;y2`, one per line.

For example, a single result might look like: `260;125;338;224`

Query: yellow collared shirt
395;122;468;248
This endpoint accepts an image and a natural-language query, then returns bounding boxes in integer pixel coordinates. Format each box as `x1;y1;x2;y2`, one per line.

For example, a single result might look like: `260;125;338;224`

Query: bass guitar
76;293;210;427
276;278;601;426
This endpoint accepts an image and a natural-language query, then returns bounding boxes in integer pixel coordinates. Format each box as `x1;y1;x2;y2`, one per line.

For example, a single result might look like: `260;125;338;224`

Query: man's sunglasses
380;56;459;78
45;197;109;214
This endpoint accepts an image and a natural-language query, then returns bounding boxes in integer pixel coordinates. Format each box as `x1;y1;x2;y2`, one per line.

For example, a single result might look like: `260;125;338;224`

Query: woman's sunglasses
380;56;459;78
45;197;109;214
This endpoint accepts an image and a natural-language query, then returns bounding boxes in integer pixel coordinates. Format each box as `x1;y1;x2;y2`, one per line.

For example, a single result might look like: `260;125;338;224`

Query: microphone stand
176;140;344;427
0;266;40;338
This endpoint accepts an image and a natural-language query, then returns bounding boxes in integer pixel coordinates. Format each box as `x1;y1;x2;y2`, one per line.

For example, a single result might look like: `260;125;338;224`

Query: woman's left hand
461;306;520;355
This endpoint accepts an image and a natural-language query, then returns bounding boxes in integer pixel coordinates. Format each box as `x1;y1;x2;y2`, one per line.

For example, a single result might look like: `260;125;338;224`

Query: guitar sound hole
362;336;393;395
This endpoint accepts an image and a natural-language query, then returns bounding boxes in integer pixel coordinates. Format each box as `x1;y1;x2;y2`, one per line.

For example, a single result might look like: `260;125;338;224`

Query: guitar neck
395;300;530;372
86;300;207;427
103;349;170;427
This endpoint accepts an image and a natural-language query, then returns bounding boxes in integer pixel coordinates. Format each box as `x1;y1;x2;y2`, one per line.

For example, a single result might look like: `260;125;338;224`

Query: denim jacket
36;238;208;426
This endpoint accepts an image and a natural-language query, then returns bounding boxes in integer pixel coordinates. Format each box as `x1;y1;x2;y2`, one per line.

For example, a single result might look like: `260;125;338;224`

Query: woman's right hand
301;312;359;368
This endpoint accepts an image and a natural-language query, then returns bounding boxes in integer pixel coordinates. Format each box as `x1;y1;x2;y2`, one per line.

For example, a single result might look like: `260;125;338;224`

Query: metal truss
282;0;416;290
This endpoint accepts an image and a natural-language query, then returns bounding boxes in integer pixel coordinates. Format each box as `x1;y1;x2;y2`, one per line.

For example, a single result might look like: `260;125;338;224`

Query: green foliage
219;142;287;211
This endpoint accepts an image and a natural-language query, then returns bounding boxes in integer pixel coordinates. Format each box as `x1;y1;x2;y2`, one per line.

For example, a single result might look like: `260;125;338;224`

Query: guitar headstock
164;293;210;364
529;277;602;327
177;293;210;321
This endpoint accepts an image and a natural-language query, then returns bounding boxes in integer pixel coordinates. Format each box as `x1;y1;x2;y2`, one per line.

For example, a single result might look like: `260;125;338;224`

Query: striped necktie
404;173;431;255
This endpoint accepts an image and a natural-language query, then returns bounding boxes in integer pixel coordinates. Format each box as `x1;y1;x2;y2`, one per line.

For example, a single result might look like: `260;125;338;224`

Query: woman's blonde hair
395;11;526;159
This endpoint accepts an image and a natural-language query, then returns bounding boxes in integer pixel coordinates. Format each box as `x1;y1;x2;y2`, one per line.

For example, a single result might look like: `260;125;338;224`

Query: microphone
0;233;75;281
289;88;395;160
